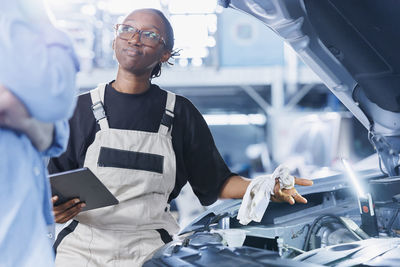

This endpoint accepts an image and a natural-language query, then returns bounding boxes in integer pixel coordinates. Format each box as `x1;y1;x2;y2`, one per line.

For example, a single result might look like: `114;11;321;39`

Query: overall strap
158;91;176;135
90;83;109;130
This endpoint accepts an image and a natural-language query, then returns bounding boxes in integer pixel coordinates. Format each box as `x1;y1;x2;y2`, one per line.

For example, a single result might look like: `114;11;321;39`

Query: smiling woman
112;9;174;82
48;9;239;266
48;7;312;267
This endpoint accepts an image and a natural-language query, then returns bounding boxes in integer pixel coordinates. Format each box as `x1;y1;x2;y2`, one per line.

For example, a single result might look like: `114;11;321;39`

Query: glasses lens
116;25;164;46
117;24;136;40
141;31;161;45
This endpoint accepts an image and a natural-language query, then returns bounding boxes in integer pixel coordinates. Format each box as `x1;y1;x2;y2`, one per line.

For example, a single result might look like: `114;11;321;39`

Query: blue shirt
0;0;79;266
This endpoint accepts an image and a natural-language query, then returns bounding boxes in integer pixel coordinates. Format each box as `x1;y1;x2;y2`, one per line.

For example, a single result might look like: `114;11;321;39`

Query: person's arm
219;175;251;199
48;96;94;222
0;84;54;151
21;120;54;152
49;126;85;223
219;174;313;204
41;120;71;157
176;97;235;206
178;97;313;206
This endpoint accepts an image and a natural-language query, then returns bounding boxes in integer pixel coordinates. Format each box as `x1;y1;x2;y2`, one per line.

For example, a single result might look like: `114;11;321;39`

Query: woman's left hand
270;177;313;205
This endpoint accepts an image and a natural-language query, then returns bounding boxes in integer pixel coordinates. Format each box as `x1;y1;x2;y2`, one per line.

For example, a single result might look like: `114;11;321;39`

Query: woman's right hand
52;195;86;223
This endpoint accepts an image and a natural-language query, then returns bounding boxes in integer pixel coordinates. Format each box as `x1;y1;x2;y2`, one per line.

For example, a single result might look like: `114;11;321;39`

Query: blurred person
48;8;312;266
0;0;79;266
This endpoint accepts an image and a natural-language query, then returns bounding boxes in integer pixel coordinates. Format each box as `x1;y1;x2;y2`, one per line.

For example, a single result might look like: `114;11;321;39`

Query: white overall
55;84;180;267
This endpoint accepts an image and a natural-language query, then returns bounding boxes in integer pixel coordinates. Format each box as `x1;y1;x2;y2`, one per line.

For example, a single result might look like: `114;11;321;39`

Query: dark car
144;1;400;266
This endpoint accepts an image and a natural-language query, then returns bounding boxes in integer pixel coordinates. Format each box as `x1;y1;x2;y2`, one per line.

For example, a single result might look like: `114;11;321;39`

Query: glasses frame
114;24;166;47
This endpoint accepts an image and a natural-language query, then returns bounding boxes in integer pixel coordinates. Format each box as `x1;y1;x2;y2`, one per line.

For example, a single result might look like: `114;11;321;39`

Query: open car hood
219;0;400;176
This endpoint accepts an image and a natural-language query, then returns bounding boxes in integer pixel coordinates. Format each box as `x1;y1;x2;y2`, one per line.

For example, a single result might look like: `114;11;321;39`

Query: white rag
237;165;295;225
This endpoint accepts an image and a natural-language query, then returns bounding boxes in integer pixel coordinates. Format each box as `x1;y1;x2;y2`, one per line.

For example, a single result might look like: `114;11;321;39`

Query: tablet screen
49;167;119;211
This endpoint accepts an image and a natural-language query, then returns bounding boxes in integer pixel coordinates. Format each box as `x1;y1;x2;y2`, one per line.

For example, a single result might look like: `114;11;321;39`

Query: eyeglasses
114;24;166;47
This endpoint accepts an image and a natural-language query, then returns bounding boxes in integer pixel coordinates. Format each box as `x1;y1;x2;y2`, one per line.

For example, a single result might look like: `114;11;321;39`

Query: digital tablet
49;167;119;211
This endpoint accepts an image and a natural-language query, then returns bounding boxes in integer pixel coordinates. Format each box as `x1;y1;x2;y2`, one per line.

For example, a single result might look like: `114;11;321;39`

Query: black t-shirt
48;82;234;206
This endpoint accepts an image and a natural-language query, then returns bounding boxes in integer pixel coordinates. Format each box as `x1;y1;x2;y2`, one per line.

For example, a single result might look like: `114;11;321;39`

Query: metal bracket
369;132;400;176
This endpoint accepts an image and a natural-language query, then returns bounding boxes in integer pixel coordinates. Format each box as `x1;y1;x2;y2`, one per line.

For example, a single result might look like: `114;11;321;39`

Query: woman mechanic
48;8;312;266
